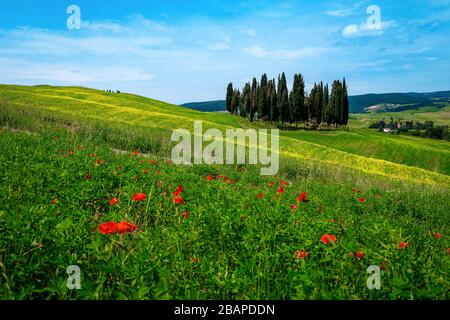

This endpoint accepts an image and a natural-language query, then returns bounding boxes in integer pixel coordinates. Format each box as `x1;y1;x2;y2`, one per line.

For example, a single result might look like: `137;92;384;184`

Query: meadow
0;84;449;299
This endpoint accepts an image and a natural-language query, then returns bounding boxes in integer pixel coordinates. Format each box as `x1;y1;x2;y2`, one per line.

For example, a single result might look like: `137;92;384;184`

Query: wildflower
133;150;139;155
89;153;96;157
280;180;289;187
132;193;146;201
191;257;199;263
149;159;158;164
359;198;366;203
85;173;92;180
174;196;184;205
109;198;119;206
380;261;387;271
356;251;364;260
173;185;183;196
295;250;309;259
269;181;275;187
352;188;361;193
182;212;190;219
290;205;298;210
143;169;149;175
399;241;408;249
320;234;337;244
297;192;309;203
433;232;442;239
277;187;284;194
99;222;118;235
50;198;58;205
116;221;138;234
256;193;265;199
207;175;213;181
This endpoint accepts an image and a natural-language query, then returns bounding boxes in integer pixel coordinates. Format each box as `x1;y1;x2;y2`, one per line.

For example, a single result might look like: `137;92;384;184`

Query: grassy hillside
352;105;450;126
0;84;449;299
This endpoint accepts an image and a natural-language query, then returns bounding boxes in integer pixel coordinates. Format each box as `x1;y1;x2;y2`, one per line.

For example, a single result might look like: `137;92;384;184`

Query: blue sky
0;0;449;104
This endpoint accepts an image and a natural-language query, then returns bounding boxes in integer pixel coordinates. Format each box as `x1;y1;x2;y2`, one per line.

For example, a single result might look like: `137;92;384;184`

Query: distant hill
181;100;226;112
182;91;450;113
349;91;450;113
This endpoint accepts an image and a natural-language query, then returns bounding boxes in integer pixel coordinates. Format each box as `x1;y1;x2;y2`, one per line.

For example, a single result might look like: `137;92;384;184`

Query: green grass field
0;84;449;299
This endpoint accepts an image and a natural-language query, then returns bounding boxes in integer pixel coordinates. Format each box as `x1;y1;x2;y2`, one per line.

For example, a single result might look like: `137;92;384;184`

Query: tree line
226;72;349;128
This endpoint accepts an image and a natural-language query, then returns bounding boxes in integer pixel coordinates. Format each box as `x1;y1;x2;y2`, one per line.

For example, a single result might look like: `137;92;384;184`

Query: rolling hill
0;84;449;300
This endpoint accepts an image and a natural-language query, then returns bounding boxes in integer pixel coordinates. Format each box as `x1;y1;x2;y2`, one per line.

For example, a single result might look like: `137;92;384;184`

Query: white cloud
326;9;353;17
342;20;397;38
243;45;329;59
0;58;154;83
241;29;257;37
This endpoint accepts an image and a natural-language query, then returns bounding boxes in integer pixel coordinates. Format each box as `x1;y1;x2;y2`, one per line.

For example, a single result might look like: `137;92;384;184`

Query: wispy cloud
342;20;397;38
243;45;330;59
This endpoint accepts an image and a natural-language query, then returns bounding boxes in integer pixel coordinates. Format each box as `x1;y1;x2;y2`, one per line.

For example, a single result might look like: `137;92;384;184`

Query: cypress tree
278;73;290;125
231;89;240;115
226;83;233;113
250;78;258;122
269;79;279;123
342;78;349;126
243;82;251;117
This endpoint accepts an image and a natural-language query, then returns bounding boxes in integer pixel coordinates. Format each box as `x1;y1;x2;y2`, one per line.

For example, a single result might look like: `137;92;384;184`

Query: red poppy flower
182;212;190;219
133;150;139;155
173;185;183;196
225;178;235;184
380;261;387;271
295;250;309;259
116;221;138;234
174;196;184;204
85;173;92;180
269;181;275;187
359;198;366;203
356;251;364;260
297;192;309;203
256;193;265;199
99;222;118;235
277;187;284;194
280;180;289;187
191;257;199;263
207;175;213;181
149;159;158;164
290;205;298;210
132;193;146;201
109;198;119;206
399;241;408;249
433;232;442;239
143;169;149;175
320;234;337;244
89;153;96;157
